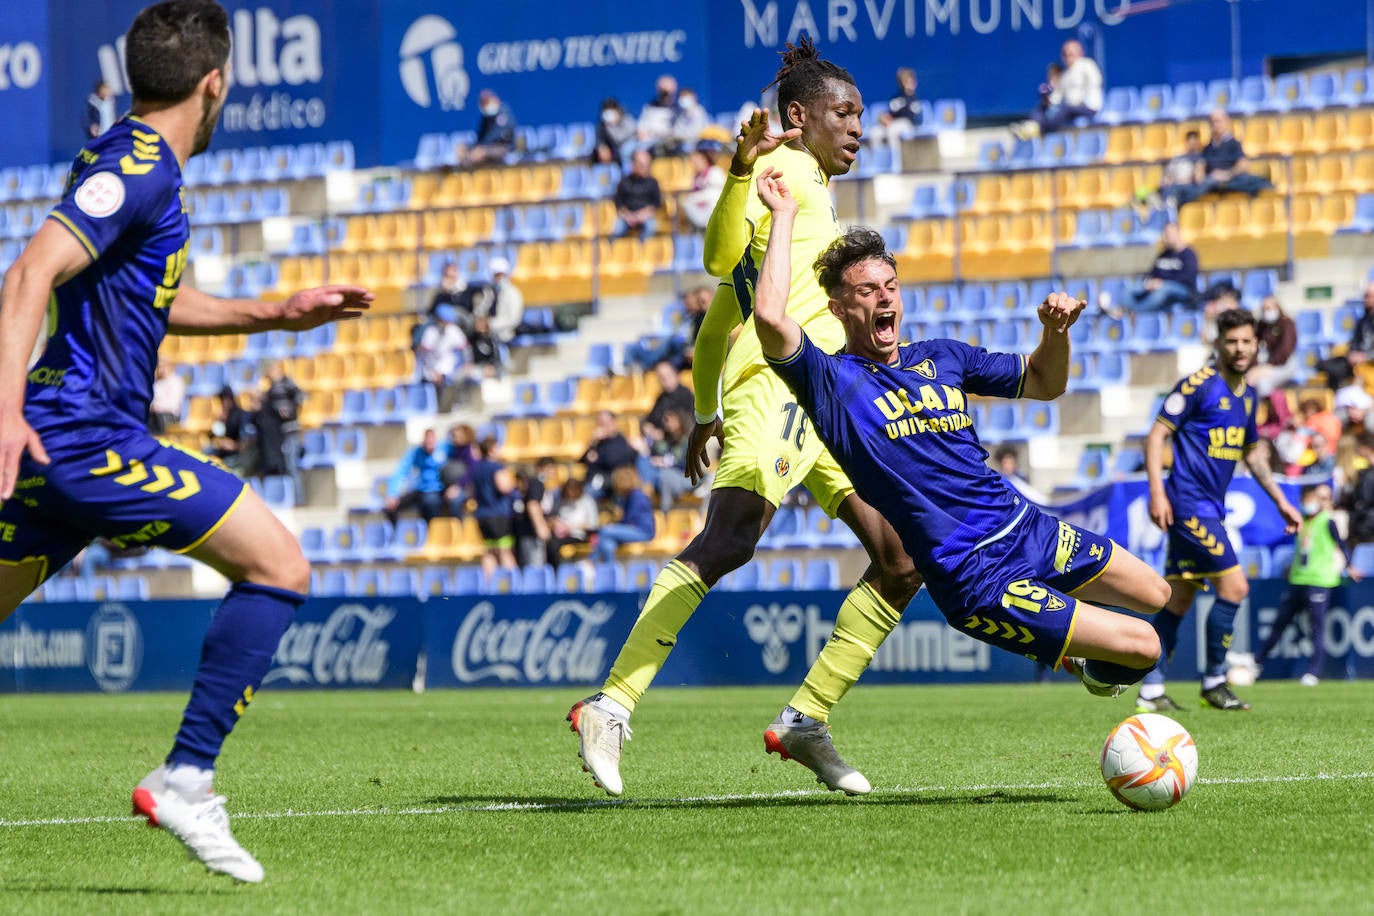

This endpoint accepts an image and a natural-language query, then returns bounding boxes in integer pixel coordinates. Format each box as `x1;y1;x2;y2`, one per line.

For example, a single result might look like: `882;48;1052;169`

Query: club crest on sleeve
74;172;125;219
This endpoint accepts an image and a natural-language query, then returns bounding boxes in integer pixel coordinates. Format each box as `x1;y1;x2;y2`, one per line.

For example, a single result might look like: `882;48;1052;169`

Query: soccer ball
1099;713;1198;811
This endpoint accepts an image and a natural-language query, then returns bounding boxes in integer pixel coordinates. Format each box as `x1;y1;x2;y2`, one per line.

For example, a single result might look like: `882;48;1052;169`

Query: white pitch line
3;771;1371;829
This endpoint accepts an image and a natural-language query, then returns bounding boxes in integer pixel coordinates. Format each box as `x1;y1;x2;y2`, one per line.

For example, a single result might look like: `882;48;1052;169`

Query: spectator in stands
637;74;679;151
643;360;695;446
1107;223;1199;316
547;476;599;568
441;424;478;517
1335;375;1373;430
463;316;505;385
85;79;116;139
669;87;711;154
868;67;923;158
1344;432;1374;544
1175;110;1273;206
427;262;467;318
992;445;1027;484
1013;39;1102;138
512;467;552;568
479;256;524;344
461;89;516;167
417;304;469;412
591;466;656;562
680;146;727;232
258;361;306;504
1136;130;1203;212
594;97;636;165
625;285;713;372
1279;397;1342;476
148;358;186;435
640;409;695;511
1323;281;1374;390
581;410;639;499
1249;296;1299;397
613;149;664;239
471;437;518;574
383;428;446;525
208;385;253;473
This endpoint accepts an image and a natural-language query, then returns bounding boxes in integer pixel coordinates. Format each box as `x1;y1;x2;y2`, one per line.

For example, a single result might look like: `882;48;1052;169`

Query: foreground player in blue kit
748;170;1170;688
0;1;370;882
1139;309;1302;712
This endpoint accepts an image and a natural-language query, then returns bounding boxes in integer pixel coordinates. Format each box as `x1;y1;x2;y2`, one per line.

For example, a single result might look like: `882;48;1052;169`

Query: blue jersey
29;116;189;437
1156;366;1258;519
767;334;1028;583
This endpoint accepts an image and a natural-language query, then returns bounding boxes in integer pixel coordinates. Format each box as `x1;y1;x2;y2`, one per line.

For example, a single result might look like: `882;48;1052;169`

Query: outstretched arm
1021;292;1085;400
169;285;373;335
752;168;803;362
703;110;800;277
1245;447;1302;533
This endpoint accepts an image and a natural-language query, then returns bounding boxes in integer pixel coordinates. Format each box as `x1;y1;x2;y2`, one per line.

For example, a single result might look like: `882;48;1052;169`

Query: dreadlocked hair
764;34;855;130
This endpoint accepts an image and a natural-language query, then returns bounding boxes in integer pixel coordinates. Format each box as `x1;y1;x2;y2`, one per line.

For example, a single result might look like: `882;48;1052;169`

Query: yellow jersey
706;143;844;397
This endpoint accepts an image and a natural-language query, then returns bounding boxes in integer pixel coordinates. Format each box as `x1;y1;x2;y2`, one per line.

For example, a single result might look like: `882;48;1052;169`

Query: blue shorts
1164;515;1239;584
0;425;247;582
926;505;1117;670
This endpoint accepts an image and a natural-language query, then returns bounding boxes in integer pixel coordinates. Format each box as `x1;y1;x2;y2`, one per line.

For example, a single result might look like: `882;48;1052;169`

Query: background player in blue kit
747;169;1170;694
1141;309;1302;712
0;0;370;883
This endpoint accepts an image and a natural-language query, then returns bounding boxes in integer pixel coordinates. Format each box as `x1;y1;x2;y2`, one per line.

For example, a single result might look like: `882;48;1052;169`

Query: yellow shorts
711;367;854;517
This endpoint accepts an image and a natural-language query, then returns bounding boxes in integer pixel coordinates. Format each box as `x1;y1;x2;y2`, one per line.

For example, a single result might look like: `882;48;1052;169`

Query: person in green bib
1255;484;1361;685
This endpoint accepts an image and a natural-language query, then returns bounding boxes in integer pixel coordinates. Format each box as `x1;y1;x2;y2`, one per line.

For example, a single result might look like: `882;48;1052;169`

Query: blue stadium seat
1294;309;1328;345
383;569;420;597
556;563;590;594
930;99;966;131
1112;446;1145;477
1241;269;1278;308
261;475;297;510
588;163;621;198
1008;137;1040;166
452;565;484;595
1066;353;1094;392
762;559;803;591
1352;543;1374;577
1296;71;1340;110
556;121;597;160
590;563;624;592
1095;86;1138;125
977;140;1007;170
1038;131;1073;167
1230;75;1276;115
1070;129;1108;164
1340;67;1374;106
388;519;427;560
1270;544;1295;576
1132;84;1172;122
316;568;354;597
800;506;858;550
759;503;803;550
354;569;385;597
1126;314;1170;354
1066;208;1109;249
1205;78;1240;112
801;558;840;590
1337;194;1374;235
521;564;556;594
624;560;659;592
1272;73;1308;111
1063;277;1098;307
357;521;394;563
330;524;365;563
990;281;1026;315
584;342;616;376
1071;448;1111;490
960;283;993;316
1022;402;1059;437
116;576;151;601
1237;546;1271;580
299;428;336;470
44;578;85;602
325;141;356;173
722;562;761;591
418;566;452;598
1167;81;1209;119
483;568;521;596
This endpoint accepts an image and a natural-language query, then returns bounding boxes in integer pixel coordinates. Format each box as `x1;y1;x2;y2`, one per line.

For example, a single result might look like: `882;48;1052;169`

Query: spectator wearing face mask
668;87;710;155
461;89;516;167
1249;296;1298;398
594;97;636;165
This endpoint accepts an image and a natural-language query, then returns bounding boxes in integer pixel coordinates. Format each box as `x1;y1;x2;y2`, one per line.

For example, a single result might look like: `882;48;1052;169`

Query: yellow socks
601;560;707;712
788;581;901;722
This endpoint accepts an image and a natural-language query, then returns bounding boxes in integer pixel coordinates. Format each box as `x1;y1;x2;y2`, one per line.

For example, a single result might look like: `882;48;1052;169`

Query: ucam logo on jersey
399;14;469;110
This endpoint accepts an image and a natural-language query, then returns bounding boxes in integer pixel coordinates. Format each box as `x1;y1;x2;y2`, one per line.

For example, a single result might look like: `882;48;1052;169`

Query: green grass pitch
2;681;1372;914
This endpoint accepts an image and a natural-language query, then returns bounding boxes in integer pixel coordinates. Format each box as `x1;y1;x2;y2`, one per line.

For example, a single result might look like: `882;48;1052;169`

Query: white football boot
567;695;631;796
764;708;871;796
132;765;264;883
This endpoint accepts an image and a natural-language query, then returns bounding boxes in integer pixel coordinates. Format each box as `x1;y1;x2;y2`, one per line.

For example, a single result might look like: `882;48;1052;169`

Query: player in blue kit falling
1139;309;1302;712
745;169;1171;691
0;1;370;882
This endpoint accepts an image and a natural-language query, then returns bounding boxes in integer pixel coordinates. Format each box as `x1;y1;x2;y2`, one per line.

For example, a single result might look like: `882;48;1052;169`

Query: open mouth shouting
874;309;898;347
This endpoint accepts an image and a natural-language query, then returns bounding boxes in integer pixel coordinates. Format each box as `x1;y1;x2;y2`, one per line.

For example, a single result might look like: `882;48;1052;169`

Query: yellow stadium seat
372;212;419;252
415;517;485;563
896;218;954;282
1006;171;1050;212
1137;122;1177;162
968;175;1009;214
1270;114;1312;157
421;210;460;249
1349;152;1374;192
1102;126;1141;165
278;256;325;291
408;172;440;209
339;215;372;253
1309;154;1351;195
1239;115;1279;156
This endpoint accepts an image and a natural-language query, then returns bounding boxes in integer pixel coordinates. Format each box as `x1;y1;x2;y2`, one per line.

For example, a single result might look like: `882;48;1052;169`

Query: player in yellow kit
568;38;920;797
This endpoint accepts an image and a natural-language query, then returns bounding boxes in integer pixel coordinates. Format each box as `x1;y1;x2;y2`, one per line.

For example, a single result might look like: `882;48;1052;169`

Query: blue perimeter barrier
3;581;1372;692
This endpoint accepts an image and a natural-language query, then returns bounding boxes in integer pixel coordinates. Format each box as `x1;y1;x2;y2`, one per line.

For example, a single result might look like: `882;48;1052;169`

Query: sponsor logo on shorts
774;457;790;477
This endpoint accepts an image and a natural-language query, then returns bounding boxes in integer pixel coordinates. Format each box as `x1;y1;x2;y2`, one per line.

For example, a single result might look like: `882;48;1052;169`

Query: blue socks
1142;607;1185;686
168;582;304;770
1204;597;1242;678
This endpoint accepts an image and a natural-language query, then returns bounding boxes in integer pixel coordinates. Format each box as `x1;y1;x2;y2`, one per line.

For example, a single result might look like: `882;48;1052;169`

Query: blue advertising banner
6;0;1369;169
0;596;421;693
